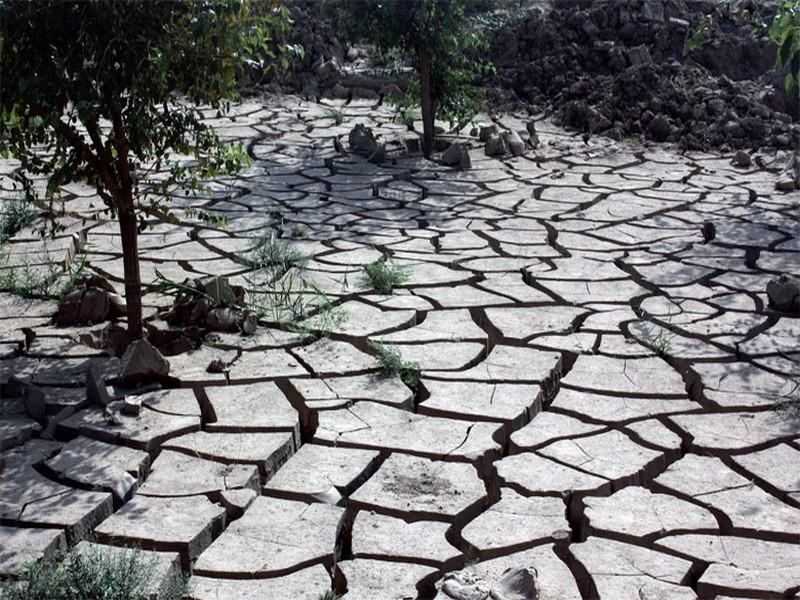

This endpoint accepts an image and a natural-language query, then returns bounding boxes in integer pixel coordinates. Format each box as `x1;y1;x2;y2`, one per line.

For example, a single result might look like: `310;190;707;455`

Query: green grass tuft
0;251;86;300
361;257;409;295
246;231;307;283
325;107;345;126
0;545;186;600
0;197;38;242
369;340;420;391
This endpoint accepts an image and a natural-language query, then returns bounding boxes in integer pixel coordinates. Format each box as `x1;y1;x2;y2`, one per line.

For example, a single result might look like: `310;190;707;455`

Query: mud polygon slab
59;402;200;451
193;496;344;577
350;453;487;523
94;494;225;563
461;489;568;552
496;452;607;495
657;534;800;596
419;380;542;427
264;443;380;503
314;401;503;462
561;355;686;395
137;450;259;497
0;526;66;573
337;558;436;600
584;486;717;537
188;565;331;599
163;431;294;477
351;510;459;565
204;382;300;442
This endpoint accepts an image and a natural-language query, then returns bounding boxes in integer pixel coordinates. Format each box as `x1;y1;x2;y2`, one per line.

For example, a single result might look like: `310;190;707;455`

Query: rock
206;307;253;333
766;274;800;313
502;130;525;157
314;57;340;86
442;143;472;168
479;124;498;142
526;121;540;147
438;567;540;600
117;338;170;384
731;150;752;167
627;45;652;66
405;137;421;153
485;134;507;157
722;120;745;138
22;384;46;419
647;115;671;141
120;395;142;417
86;361;112;406
701;221;716;243
54;276;125;326
348;123;379;156
367;142;386;164
776;153;800;191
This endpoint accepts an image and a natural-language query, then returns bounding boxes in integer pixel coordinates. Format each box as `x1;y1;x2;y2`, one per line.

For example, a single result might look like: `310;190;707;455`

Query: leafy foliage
328;0;492;152
361;257;410;294
0;0;295;337
770;0;800;93
684;15;713;56
0;252;86;300
369;340;421;391
0;545;185;600
0;197;38;242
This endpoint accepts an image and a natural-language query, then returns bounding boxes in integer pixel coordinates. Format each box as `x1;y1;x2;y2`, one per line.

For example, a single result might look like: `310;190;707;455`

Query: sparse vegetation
0;197;38;242
246;231;307;283
361;257;410;295
326;106;346;125
0;545;186;600
370;340;420;390
318;592;343;600
771;365;800;418
684;15;713;56
0;251;86;300
638;322;674;357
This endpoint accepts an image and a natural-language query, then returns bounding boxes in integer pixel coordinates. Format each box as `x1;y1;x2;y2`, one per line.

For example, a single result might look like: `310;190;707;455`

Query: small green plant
246;231;307;283
370;340;420;390
325;106;345;125
0;197;38;242
770;0;800;93
770;364;800;418
361;257;410;295
684;15;713;56
639;323;674;357
317;592;343;600
0;545;186;600
0;250;86;299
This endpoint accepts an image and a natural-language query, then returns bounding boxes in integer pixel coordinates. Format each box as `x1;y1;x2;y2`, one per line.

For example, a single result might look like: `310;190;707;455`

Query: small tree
771;0;800;94
0;0;295;340
329;0;491;157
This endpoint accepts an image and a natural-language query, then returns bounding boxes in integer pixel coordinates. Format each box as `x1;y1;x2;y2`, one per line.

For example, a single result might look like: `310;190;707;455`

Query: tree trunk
419;47;435;158
117;194;143;340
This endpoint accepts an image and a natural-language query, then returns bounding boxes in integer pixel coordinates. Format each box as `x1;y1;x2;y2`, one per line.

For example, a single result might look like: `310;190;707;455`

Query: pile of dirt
488;0;798;150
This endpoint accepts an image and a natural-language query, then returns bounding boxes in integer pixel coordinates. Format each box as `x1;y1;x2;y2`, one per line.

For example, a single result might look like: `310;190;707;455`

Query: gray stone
485;134;507;157
442;143;472;168
766;274;800;313
0;526;66;573
117;339;170;383
502;130;525;157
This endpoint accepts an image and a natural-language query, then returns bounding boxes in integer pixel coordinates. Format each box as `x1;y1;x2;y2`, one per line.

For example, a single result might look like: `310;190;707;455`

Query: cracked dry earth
1;97;799;600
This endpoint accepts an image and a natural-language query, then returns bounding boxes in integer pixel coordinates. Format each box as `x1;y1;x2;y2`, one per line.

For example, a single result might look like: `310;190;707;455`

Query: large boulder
441;143;472;169
766;274;800;314
502;130;525;157
485;134;508;157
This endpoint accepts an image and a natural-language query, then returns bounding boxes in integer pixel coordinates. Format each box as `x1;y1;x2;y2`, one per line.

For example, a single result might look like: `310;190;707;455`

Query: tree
328;0;491;157
0;0;295;340
771;0;800;95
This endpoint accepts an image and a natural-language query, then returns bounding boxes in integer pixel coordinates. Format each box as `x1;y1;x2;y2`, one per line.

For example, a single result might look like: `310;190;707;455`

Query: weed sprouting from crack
0;250;86;300
360;256;410;295
769;364;800;419
369;340;420;391
0;544;187;600
325;106;345;125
